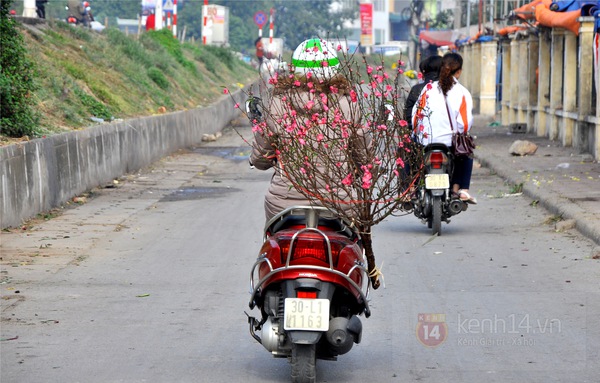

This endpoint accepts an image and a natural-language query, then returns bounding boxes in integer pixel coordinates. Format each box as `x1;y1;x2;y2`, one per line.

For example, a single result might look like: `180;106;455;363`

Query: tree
272;1;357;50
0;0;40;137
430;10;454;30
235;50;423;289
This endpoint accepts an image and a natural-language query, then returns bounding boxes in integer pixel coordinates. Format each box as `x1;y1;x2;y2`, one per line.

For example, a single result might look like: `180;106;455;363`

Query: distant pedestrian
255;37;264;70
36;0;48;19
145;11;156;31
83;1;95;23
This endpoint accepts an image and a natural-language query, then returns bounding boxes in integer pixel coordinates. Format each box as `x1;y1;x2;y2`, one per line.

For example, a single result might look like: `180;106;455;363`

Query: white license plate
284;298;330;331
425;174;450;190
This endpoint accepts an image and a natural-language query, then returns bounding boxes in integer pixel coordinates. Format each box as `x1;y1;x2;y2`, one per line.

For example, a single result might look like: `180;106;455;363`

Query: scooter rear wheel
290;343;316;383
432;196;442;236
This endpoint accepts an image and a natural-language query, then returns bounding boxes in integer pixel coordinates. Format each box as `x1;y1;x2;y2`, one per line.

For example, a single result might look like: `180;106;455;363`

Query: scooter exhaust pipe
448;199;464;216
326;316;362;355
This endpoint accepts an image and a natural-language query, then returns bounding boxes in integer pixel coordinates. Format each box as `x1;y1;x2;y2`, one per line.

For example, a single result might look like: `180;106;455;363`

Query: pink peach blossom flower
361;167;372;189
342;174;353;186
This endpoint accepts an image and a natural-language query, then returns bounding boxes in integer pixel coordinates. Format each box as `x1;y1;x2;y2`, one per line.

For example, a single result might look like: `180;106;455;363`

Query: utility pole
454;0;462;30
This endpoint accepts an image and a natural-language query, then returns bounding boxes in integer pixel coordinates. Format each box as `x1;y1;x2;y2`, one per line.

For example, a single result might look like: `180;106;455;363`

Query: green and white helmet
291;38;340;79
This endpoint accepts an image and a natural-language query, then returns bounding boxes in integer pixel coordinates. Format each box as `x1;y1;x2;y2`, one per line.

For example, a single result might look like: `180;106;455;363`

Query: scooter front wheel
290;343;316;383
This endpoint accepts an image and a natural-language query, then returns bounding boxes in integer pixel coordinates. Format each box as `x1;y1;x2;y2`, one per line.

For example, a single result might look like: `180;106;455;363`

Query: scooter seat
423;143;450;153
269;215;345;235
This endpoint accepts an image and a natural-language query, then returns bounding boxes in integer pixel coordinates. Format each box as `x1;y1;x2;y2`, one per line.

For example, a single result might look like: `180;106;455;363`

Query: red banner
360;3;373;46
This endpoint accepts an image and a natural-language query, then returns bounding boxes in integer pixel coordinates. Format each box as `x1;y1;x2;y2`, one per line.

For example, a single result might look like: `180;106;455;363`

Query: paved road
1;121;599;382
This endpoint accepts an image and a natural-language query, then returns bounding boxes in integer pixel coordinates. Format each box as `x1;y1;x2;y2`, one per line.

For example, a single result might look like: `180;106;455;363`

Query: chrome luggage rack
248;206;371;317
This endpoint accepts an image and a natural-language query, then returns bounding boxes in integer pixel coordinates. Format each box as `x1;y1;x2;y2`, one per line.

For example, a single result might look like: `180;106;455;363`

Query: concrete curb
0;88;248;229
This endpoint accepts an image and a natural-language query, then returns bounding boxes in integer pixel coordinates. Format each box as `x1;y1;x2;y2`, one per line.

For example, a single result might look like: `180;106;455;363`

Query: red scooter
247;206;371;383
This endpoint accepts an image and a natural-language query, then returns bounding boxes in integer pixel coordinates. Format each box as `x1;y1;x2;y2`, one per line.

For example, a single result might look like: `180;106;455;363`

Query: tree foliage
430;9;454;30
0;0;40;137
270;1;357;50
90;0;357;53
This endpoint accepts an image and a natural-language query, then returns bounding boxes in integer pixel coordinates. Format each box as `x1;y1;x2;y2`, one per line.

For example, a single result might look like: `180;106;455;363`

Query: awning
418;30;462;47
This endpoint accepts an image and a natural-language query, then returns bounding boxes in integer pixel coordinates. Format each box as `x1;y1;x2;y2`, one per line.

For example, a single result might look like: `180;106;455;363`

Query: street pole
202;0;208;44
155;0;163;30
467;0;471;34
173;0;177;38
454;0;462;30
269;8;274;44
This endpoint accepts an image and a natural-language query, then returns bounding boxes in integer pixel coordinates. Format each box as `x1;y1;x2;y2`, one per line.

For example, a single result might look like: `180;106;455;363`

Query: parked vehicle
246;206;371;383
409;143;468;235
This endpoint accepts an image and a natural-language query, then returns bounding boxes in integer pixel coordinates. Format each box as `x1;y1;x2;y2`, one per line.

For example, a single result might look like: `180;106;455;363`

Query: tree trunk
360;231;381;289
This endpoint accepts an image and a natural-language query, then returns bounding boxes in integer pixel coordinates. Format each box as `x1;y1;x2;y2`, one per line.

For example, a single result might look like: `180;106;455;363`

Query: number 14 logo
416;313;448;348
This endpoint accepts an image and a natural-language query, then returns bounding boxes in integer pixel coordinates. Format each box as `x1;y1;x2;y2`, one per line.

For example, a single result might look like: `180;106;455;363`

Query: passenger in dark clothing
403;55;442;127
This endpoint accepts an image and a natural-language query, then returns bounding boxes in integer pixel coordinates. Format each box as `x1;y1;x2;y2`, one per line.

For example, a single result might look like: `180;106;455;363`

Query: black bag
452;133;476;157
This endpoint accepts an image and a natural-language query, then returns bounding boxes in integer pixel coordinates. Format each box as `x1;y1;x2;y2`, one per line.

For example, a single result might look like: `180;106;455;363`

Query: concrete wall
458;41;497;117
499;18;599;159
0;89;248;229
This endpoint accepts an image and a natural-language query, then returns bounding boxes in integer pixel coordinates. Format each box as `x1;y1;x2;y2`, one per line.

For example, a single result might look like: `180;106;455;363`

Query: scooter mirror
384;103;394;121
245;97;262;122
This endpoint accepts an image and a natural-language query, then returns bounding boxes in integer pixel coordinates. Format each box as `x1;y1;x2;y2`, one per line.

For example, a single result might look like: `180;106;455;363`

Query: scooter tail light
279;235;343;265
290;238;328;263
426;152;447;169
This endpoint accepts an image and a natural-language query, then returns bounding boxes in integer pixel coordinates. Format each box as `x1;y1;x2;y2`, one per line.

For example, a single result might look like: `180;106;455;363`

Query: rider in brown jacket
250;38;369;223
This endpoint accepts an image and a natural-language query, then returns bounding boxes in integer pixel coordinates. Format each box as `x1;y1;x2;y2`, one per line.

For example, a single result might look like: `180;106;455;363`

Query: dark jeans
36;4;46;18
451;156;473;190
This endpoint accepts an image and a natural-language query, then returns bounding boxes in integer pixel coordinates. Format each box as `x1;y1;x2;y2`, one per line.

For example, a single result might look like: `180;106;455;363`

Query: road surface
1;120;599;382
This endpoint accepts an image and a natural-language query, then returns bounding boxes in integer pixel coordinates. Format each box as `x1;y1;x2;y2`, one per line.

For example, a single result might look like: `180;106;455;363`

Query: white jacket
411;78;473;147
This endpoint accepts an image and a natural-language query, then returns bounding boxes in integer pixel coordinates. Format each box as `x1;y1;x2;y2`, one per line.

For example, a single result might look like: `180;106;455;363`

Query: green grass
3;20;256;140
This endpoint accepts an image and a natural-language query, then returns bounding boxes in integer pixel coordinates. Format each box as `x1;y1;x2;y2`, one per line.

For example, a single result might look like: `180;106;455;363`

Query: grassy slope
0;19;257;145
